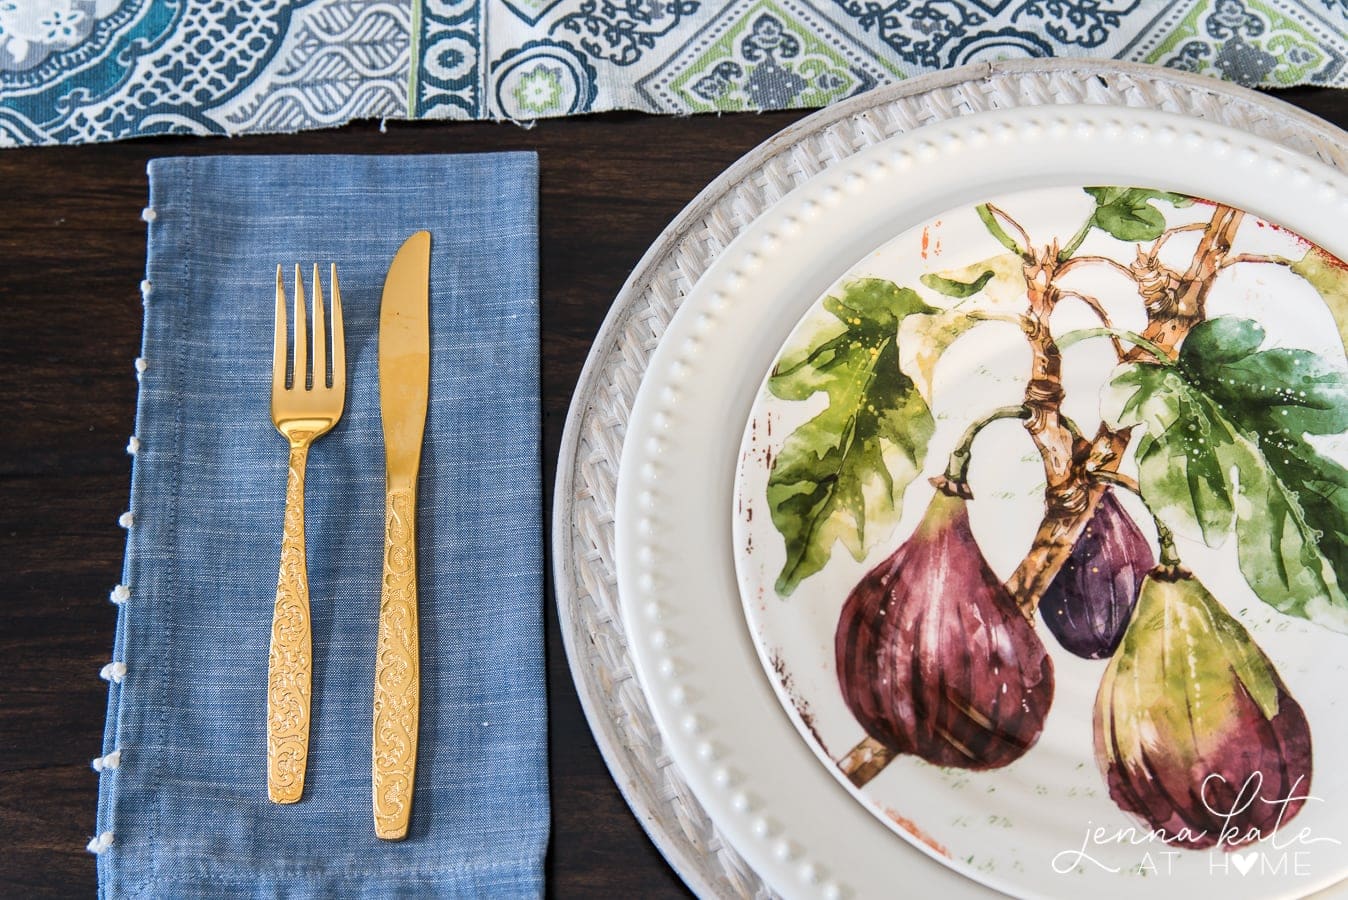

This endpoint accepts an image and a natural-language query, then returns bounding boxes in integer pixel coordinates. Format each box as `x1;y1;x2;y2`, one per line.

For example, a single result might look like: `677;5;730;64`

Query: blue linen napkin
93;153;547;898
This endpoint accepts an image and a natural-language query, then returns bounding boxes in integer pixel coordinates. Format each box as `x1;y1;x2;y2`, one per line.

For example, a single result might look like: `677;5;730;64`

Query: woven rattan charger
552;58;1348;899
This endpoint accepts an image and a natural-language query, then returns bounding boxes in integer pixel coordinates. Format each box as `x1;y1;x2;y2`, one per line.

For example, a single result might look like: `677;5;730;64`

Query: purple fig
1095;568;1312;849
835;486;1054;770
1039;490;1153;659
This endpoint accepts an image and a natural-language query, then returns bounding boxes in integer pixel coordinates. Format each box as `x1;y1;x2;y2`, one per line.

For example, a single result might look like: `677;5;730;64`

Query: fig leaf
902;253;1027;404
1105;315;1348;631
976;204;1026;257
920;269;995;298
1082;187;1193;243
768;279;935;596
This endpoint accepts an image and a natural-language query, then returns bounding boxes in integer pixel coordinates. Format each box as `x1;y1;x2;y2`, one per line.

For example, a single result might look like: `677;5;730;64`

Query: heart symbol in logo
1232;851;1260;875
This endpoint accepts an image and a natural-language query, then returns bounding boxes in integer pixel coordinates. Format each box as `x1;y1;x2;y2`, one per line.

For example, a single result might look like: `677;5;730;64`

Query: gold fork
268;263;345;804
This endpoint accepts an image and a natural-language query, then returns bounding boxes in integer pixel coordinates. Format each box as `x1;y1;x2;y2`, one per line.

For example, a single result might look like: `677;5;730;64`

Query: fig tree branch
1056;255;1135;282
1219;253;1294;270
1056;291;1124;359
1149;206;1243;326
839;202;1244;790
1087;468;1140;495
1151;221;1208;255
1006;204;1242;617
943;404;1030;484
1058;412;1084;445
838;735;895;787
1017;243;1082;520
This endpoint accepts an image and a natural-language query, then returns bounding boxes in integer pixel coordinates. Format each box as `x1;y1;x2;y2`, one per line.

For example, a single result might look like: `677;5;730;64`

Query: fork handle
373;486;419;840
267;439;313;804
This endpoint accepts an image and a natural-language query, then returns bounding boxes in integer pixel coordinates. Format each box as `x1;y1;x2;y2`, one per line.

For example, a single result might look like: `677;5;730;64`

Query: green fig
1095;568;1312;849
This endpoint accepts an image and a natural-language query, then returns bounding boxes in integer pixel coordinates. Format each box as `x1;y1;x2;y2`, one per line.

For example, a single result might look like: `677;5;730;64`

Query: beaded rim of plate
552;57;1348;900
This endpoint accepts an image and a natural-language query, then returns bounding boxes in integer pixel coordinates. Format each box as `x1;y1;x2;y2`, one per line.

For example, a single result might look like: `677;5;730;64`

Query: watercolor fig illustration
758;186;1348;849
1095;567;1312;849
835;483;1054;770
1038;489;1153;659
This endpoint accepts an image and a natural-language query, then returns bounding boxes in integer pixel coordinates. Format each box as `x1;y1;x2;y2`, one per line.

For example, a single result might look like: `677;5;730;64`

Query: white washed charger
553;58;1348;900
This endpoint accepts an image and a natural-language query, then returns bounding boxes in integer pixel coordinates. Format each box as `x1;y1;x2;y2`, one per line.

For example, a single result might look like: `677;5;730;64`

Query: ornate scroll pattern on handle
373;487;419;840
268;437;314;804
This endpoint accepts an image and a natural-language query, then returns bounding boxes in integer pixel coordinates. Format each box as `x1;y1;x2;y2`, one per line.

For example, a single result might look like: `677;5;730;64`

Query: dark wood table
2;86;1346;898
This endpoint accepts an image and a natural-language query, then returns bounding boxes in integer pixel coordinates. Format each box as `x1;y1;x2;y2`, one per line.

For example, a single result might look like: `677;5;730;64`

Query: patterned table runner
4;2;1346;150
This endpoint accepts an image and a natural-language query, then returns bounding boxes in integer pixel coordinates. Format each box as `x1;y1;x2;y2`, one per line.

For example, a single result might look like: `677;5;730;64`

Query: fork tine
273;265;288;396
311;263;327;390
330;264;345;399
293;264;308;391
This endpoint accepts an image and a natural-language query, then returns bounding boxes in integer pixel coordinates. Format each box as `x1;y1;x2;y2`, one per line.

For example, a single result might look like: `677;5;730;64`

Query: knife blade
373;230;430;841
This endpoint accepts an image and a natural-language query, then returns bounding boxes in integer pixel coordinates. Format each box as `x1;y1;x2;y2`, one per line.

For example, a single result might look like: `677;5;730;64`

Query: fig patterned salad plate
733;184;1348;898
616;103;1348;900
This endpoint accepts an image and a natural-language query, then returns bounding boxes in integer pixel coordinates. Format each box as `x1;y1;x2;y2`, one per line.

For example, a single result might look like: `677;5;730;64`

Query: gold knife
372;230;431;840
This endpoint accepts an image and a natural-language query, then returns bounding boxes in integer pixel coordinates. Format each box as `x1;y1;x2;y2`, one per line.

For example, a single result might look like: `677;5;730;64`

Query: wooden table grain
1;88;1345;898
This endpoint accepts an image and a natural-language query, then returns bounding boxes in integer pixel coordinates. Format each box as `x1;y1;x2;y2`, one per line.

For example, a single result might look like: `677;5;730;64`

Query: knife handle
268;441;313;804
373;486;419;840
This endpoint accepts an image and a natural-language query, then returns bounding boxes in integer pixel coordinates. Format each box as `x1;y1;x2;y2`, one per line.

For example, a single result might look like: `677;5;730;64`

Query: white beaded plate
554;59;1348;900
732;180;1348;898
